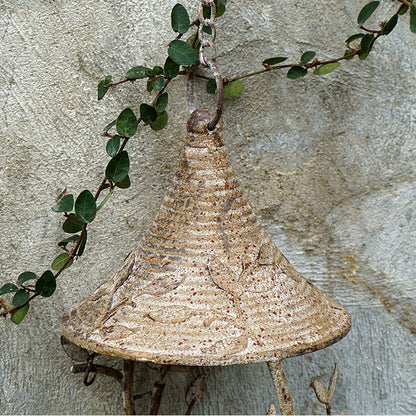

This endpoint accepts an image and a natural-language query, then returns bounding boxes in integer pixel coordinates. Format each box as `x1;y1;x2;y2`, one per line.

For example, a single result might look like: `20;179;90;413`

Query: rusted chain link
197;0;223;131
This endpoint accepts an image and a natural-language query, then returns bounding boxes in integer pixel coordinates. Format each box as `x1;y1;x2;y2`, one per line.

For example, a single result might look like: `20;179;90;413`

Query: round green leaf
164;57;179;79
410;5;416;33
206;78;217;94
168;40;198;66
381;14;398;35
171;3;190;34
62;214;84;233
58;235;80;247
359;33;375;60
76;230;87;257
150;111;169;131
287;65;307;79
300;51;316;65
357;1;380;25
262;57;288;66
116;175;131;189
140;103;158;124
17;272;37;286
345;33;365;44
344;49;355;60
35;271;56;298
12;289;30;306
98;76;112;101
147;80;153;92
223;80;244;98
151;66;164;76
11;304;29;325
215;1;226;17
152;75;165;91
75;190;97;223
314;62;341;75
116;108;138;138
126;66;151;79
398;5;408;15
155;93;168;113
106;135;121;157
52;194;74;213
51;253;73;271
106;151;130;183
0;283;18;296
103;119;116;134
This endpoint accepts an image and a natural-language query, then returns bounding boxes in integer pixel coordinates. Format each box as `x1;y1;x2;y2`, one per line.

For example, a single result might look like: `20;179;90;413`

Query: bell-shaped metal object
61;109;350;368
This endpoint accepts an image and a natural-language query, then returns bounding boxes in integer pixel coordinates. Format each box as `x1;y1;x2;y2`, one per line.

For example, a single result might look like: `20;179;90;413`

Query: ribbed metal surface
61;109;350;366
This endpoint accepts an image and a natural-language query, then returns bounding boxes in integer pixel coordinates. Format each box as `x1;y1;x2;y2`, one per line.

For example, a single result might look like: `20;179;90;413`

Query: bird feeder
61;108;350;414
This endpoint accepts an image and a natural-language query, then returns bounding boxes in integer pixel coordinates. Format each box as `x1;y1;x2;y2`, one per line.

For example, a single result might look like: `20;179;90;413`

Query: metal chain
198;0;216;67
197;0;223;131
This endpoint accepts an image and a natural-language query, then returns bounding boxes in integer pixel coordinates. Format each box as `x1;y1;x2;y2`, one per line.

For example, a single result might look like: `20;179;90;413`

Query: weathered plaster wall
0;0;415;414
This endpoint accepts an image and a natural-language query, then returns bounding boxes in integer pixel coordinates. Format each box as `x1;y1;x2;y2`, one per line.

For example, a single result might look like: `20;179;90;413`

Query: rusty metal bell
61;108;350;366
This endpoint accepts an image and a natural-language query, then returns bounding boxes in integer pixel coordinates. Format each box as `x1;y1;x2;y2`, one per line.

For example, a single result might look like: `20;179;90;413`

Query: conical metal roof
61;109;350;366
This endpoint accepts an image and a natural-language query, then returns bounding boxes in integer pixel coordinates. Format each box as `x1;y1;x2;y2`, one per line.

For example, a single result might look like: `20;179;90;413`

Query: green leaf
410;5;416;33
314;62;341;75
171;3;190;34
106;135;121;157
56;188;66;202
206;78;217;94
116;175;131;189
106;151;130;183
75;190;96;223
223;80;244;98
381;14;398;35
168;40;198;66
398;5;408;15
359;33;375;59
146;81;153;92
164;57;180;78
155;93;169;113
150;111;169;131
151;66;164;76
98;76;112;101
357;1;380;26
287;66;307;79
51;253;72;271
17;272;36;286
262;56;288;66
58;235;80;247
0;283;18;296
126;66;151;79
345;33;365;44
344;49;355;60
116;108;138;138
300;51;316;65
12;289;30;306
35;271;56;298
103;119;116;134
152;75;165;91
214;0;226;17
52;194;74;213
11;304;29;325
77;230;87;257
140;103;158;124
62;214;84;233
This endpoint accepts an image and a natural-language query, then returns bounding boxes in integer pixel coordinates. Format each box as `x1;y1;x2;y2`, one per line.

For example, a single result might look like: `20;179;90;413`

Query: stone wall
0;0;415;414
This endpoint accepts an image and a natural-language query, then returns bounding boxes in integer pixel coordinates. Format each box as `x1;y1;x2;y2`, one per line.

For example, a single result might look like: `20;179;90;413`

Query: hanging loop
198;0;223;131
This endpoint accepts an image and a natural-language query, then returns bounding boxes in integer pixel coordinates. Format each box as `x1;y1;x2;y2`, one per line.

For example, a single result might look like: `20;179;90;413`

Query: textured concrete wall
0;0;415;414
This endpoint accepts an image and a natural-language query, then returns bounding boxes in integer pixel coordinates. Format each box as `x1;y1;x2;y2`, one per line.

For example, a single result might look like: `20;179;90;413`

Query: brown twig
123;360;136;415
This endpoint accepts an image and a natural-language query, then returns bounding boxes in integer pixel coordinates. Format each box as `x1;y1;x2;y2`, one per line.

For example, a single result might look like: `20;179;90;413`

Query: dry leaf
266;402;277;415
147;305;193;324
244;265;275;293
310;379;329;404
328;363;338;400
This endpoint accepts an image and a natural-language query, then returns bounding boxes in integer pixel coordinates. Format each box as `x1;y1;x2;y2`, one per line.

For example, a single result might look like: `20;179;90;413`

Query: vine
1;0;415;325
